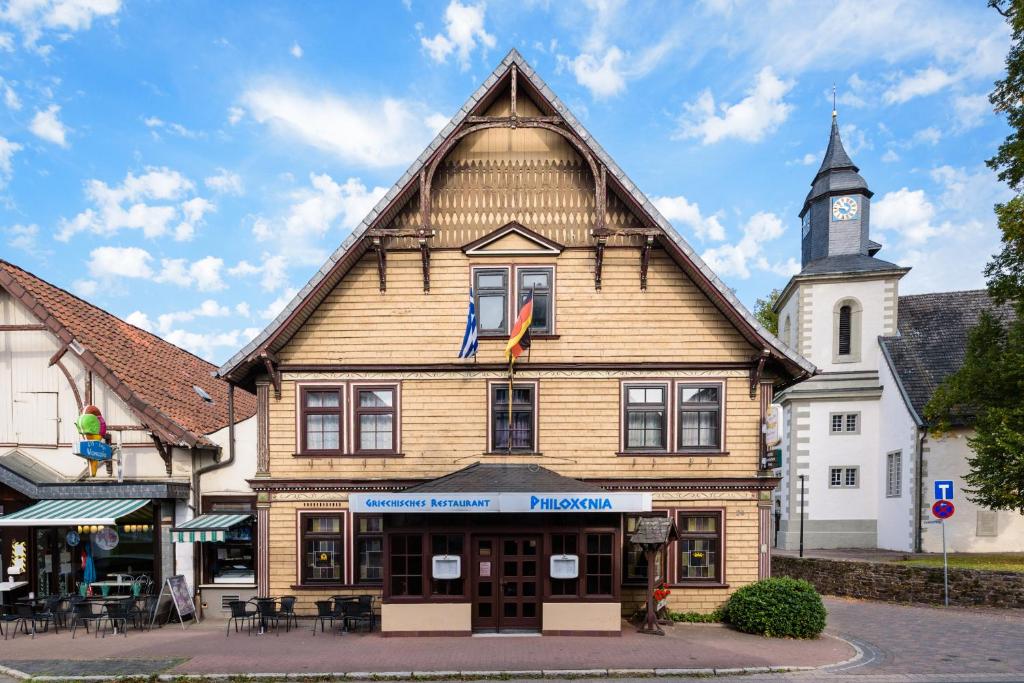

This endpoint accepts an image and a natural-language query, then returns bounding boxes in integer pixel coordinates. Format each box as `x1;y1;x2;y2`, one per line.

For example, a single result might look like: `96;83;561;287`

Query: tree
754;288;781;335
925;1;1024;513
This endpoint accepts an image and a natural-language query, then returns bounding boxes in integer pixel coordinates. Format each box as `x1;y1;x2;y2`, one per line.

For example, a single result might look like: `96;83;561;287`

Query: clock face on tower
832;196;859;221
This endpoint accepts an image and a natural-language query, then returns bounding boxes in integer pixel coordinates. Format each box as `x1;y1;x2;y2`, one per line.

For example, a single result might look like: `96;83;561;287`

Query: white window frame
829;411;860;435
829;466;859;489
886;450;902;498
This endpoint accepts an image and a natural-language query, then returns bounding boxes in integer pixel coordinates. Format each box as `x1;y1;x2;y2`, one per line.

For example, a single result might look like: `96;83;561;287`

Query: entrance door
472;535;540;631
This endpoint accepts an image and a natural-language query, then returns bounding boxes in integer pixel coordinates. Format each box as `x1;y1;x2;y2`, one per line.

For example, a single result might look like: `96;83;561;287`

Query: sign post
931;499;955;607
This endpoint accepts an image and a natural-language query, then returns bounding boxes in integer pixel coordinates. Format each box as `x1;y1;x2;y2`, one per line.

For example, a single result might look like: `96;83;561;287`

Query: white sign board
764;404;783;448
350;491;652;513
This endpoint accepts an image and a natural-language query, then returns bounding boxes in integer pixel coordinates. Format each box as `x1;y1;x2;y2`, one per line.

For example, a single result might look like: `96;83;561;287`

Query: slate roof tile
404;462;606;493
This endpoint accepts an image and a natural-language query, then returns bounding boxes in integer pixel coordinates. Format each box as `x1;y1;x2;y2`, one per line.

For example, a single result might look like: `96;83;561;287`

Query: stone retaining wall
773;556;1024;608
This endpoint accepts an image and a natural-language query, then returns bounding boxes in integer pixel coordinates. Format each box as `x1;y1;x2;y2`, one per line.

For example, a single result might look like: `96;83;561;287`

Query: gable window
677;512;722;582
355;515;383;584
886;451;902;498
830;412;859;434
301;514;343;584
474;268;509;336
678;385;721;450
624;385;667;451
830;466;859;488
490;382;537;452
300;387;343;454
517;267;554;334
355;387;396;454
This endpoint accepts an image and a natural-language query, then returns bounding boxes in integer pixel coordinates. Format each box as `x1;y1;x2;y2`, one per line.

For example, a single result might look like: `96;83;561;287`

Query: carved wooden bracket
594;237;607;290
640;235;654;290
261;352;282;400
150;435;173;477
372;236;387;293
749;349;770;399
419;234;431;292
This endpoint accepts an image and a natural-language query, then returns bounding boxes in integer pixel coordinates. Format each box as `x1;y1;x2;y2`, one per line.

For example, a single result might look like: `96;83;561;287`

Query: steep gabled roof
879;290;1016;426
218;49;815;384
0;259;256;447
802;116;871;214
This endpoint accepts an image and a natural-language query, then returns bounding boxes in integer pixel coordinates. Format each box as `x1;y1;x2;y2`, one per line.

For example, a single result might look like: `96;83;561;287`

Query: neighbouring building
772;114;1024;553
216;50;814;636
0;260;258;612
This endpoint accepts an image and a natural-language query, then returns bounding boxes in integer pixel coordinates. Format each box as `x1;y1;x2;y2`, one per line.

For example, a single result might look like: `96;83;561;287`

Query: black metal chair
70;601;103;639
0;603;37;639
311;600;339;636
99;600;129;638
356;594;375;631
254;598;281;636
341;599;371;633
128;594;157;631
32;596;60;634
226;600;257;636
278;595;299;632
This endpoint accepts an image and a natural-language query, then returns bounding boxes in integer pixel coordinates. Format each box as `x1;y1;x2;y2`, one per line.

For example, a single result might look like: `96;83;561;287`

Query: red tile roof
0;259;256;447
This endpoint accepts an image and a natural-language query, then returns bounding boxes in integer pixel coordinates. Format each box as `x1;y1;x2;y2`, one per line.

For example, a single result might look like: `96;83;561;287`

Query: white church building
772;114;1024;553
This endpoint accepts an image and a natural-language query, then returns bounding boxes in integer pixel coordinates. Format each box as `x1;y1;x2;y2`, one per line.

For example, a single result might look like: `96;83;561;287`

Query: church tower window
832;298;862;363
838;305;852;355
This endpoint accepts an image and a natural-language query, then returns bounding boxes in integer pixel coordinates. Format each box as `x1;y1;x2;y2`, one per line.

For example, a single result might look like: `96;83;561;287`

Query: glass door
497;536;540;630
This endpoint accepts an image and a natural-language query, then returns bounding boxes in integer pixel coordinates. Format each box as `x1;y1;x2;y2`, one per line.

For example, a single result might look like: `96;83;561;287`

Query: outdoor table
0;581;28;615
89;580;133;596
253;597;277;635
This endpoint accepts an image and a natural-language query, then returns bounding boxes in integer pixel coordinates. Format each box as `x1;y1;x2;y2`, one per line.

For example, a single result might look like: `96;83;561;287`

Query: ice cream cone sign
75;405;112;475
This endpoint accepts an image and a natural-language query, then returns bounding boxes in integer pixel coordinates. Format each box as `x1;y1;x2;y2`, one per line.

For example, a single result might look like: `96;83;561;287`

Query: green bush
669;609;723;623
723;577;826;638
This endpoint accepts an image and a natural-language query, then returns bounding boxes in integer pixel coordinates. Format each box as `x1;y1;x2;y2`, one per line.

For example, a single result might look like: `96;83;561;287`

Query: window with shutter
838;305;852;355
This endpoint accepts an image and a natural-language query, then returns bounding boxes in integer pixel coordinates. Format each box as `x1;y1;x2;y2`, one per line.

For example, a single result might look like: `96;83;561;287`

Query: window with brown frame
584;532;614;596
200;498;255;585
300;387;343;454
677;512;722;582
549;533;578;596
491;383;536;452
474;268;509;337
623;515;665;585
301;515;343;584
389;533;424;597
677;385;721;450
355;516;383;584
430;533;464;596
354;387;397;454
624;385;667;451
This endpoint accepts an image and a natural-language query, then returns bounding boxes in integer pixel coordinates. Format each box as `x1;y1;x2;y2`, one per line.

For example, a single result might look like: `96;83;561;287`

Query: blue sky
0;0;1013;362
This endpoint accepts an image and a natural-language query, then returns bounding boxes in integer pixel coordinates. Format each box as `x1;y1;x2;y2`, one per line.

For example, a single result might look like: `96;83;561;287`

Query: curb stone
653;669;713;677
607;669;656;677
541;670;608;678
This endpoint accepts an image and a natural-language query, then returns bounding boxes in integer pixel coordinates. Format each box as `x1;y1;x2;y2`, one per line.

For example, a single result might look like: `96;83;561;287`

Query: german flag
505;290;533;363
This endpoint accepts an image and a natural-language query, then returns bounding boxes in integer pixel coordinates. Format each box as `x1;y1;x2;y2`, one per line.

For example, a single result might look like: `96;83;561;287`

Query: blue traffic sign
934;480;954;500
932;500;955;520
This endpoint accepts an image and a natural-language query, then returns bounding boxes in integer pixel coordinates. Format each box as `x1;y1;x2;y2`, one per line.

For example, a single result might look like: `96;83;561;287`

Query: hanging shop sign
65;530;80;547
94;527;120;551
764;404;783;448
74;405;112;476
349;491;652;513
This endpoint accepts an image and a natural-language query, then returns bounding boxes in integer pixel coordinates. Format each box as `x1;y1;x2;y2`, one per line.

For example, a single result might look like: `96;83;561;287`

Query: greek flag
458;288;478;358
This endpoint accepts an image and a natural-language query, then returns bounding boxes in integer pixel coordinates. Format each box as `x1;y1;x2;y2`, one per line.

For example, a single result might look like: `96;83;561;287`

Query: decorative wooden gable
461;222;564;256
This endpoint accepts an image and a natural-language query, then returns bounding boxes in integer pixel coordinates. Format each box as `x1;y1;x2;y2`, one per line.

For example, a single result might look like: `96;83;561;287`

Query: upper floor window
474;268;509;336
624;385;667;451
830;412;859;434
886;451;902;498
678;386;721;450
490;382;537;452
620;381;725;454
355;387;396;454
300;387;343;455
472;266;555;337
833;298;863;363
830;466;859;489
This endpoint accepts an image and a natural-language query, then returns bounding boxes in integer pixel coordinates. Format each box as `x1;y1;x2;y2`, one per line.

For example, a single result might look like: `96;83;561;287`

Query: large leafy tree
925;0;1024;513
754;288;781;335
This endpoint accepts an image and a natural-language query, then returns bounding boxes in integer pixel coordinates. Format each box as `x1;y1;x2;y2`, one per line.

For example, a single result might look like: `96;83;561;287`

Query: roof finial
832;83;837;120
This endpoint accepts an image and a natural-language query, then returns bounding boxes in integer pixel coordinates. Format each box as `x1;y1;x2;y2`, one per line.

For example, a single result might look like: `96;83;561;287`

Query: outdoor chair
32;597;60;634
0;604;37;639
356;595;375;631
311;600;340;636
129;594;158;631
254;598;282;636
278;595;298;632
51;595;74;630
70;601;103;639
341;600;371;633
99;600;130;638
226;600;257;636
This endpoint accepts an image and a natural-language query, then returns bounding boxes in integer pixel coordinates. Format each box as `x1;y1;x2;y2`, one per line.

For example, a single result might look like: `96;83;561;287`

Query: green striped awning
0;499;150;527
171;513;253;543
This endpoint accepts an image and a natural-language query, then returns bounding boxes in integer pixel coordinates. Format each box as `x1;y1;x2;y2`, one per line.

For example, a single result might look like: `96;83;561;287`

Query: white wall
921;429;1024;553
200;415;257;495
805;398;879;522
802;278;893;373
876;358;918;551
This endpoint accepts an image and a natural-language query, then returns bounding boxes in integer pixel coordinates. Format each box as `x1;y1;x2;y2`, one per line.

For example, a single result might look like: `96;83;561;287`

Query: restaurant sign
349;491;652;513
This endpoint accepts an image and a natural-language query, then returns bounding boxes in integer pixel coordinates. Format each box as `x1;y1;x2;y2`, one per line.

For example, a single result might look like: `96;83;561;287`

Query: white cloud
0;135;23;187
204;168;244;196
125;310;152;331
883;66;956;105
87;246;154;279
290;41;303;58
161;327;258;362
235;301;251;317
57;166;213;242
5;223;39;253
835;73;872;109
229;254;287;292
787;153;817;167
420;0;495;70
241;82;446;168
29;104;69;147
227;106;244;125
700;211;795;279
873;188;942;246
261;286;299;319
144;116;200;139
154;298;230;335
0;0;122;52
568;47;626;99
0;78;20;110
652;195;725;241
675;67;793;145
912;126;942;146
840;123;871;156
881;149;900;163
952;93;991;132
152;255;225;291
72;279;97;297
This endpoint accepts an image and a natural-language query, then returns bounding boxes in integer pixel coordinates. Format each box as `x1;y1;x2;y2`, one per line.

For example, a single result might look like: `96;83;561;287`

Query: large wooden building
218;50;814;635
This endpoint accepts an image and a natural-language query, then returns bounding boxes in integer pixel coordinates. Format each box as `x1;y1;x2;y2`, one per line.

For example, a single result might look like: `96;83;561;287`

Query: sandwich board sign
150;574;199;630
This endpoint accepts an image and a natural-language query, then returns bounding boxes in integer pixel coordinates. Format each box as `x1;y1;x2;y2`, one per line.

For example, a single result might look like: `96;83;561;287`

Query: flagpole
507;357;514;454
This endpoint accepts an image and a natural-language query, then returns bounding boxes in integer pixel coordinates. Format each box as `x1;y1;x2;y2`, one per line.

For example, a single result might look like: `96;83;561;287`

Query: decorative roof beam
594;237;607;291
372;236;387;293
261;352;281;400
640;235;653;291
150;434;173;477
750;349;770;399
419;232;431;293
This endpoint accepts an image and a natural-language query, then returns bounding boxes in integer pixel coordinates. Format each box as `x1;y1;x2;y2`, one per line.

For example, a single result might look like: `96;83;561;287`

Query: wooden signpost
150;574;200;630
